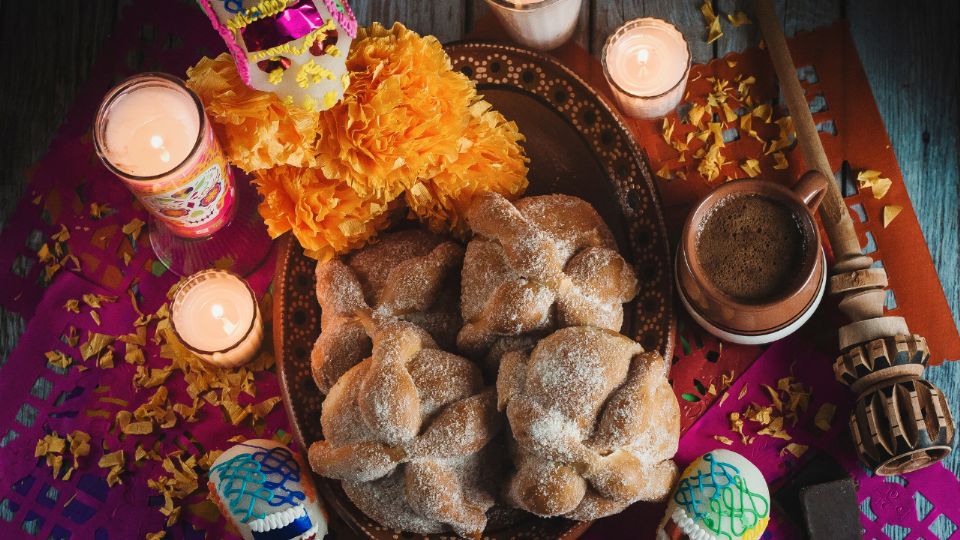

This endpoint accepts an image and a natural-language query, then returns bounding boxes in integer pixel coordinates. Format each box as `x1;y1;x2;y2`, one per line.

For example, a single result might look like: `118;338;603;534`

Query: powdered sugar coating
312;230;463;393
310;319;502;537
459;193;639;361
498;326;680;521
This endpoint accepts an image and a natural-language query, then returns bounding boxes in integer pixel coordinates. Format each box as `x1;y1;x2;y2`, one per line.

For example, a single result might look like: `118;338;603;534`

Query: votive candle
171;269;263;368
601;18;691;120
94;73;236;238
485;0;583;51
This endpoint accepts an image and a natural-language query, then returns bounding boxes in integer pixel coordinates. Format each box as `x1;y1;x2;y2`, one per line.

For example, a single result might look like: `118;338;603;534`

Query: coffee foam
695;193;810;303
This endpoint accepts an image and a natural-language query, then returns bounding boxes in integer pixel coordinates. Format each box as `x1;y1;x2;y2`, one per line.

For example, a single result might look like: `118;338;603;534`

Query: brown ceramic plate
274;42;674;539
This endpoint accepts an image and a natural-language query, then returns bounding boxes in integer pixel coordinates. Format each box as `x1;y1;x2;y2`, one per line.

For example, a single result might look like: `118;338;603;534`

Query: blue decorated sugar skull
209;439;329;540
198;0;357;111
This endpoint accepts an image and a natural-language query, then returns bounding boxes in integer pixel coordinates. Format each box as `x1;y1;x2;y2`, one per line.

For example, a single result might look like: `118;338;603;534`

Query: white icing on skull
209;439;328;540
656;449;770;540
197;0;356;111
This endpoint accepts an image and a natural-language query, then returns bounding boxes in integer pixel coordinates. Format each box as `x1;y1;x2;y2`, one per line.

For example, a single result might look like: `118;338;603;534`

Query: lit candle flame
636;47;650;78
637;47;650;65
211;303;239;335
150;134;171;163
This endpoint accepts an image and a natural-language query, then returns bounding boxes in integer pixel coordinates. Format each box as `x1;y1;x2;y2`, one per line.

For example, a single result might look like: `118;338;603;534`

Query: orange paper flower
186;23;529;259
253;166;393;261
406;100;528;235
315;22;477;200
187;54;320;172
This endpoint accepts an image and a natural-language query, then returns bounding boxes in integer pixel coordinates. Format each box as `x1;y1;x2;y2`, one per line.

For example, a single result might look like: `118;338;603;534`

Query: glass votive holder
94;73;273;277
170;269;264;368
485;0;583;51
601;18;691;120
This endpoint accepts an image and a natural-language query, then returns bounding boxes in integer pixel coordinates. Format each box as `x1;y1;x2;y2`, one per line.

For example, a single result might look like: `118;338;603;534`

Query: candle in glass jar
485;0;583;51
94;73;236;239
171;269;263;368
601;18;691;119
102;85;199;177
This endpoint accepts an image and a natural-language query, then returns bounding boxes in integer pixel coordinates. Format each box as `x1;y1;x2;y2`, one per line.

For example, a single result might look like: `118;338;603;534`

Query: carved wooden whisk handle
756;0;955;475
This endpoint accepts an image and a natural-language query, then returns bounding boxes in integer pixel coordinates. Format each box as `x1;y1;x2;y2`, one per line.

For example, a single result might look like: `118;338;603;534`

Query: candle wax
103;85;200;177
174;277;255;352
606;24;688;97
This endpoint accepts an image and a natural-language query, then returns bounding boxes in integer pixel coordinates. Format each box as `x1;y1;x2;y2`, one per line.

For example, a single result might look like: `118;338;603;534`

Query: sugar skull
657;449;770;540
209;439;329;540
198;0;357;111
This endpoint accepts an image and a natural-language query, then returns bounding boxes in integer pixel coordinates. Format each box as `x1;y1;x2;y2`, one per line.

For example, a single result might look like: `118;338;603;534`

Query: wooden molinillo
756;0;955;475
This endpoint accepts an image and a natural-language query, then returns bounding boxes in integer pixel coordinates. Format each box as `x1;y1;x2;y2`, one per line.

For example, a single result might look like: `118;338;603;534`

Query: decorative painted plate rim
274;41;675;539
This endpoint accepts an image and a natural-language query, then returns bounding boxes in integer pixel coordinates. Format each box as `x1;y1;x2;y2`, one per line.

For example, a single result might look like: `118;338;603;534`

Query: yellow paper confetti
99;450;126;486
122;218;146;242
662;117;675;144
81;332;114;361
45;350;73;369
857;170;893;199
714;435;734;446
727;11;752;27
772;151;789;170
740;158;761;177
700;0;723;44
814;403;837;431
781;443;809;458
89;202;114;219
656;164;673;181
883;205;903;228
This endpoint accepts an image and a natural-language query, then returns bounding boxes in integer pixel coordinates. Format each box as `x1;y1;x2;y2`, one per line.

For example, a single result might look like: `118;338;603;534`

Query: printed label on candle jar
138;163;236;236
122;122;237;238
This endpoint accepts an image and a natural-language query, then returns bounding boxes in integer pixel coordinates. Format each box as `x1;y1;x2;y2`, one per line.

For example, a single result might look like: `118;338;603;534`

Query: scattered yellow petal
89;202;113;219
662;118;675;144
45;350;73;369
656;164;673;180
857;170;893;199
81;332;114;361
700;0;723;44
122;218;146;242
64;299;80;313
814;402;837;431
883;205;903;228
727;11;752;27
714;435;734;446
718;391;730;407
773;151;789;170
738;384;749;400
781;443;809;458
740;158;761;177
99;450;126;486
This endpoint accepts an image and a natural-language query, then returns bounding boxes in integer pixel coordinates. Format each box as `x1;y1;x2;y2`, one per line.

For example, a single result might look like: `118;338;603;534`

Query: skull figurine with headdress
209;439;329;540
198;0;357;111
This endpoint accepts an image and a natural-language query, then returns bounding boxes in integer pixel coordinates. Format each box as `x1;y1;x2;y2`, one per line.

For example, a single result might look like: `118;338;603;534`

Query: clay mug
676;171;829;344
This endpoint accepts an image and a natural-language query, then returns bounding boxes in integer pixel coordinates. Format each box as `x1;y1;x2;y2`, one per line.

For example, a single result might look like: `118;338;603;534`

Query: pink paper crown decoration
198;0;357;111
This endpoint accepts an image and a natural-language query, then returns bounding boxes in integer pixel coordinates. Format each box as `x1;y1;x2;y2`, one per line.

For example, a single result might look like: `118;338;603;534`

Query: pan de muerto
308;319;503;537
312;230;463;393
497;326;680;521
459;192;639;359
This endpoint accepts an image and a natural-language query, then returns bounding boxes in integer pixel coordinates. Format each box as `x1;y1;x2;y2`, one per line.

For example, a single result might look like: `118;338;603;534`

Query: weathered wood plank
466;0;593;51
0;0;123;231
591;0;715;64
847;0;960;336
351;0;468;44
0;0;123;363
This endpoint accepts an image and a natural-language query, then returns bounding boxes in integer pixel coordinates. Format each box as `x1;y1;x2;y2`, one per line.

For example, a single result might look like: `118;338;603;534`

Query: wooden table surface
1;0;958;529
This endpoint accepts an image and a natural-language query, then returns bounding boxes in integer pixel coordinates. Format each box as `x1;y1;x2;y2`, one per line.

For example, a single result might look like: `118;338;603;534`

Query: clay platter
273;42;674;539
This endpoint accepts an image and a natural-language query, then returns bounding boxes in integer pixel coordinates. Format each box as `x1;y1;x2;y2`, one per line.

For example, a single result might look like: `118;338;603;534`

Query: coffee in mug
676;172;828;345
696;193;809;303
